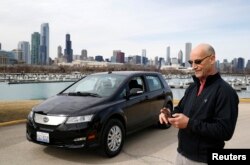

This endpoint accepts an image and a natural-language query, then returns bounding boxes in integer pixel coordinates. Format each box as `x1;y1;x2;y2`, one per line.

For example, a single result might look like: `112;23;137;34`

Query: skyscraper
39;23;49;65
18;41;30;64
57;46;63;58
237;57;245;72
185;42;192;68
112;50;124;63
178;50;183;65
166;45;171;65
142;49;146;65
64;34;73;63
31;32;40;64
81;49;87;60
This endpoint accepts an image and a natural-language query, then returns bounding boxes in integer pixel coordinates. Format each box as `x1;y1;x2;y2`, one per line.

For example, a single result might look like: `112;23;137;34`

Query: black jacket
174;73;239;163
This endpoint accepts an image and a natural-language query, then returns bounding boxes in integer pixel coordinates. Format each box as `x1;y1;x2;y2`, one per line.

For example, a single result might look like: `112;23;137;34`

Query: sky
1;0;250;63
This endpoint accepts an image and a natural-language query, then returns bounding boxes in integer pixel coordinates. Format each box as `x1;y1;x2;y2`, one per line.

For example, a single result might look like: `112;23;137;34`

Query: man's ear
210;55;216;64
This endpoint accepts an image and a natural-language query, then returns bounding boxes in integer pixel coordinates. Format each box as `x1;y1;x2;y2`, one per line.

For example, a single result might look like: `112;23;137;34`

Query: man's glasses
188;55;211;65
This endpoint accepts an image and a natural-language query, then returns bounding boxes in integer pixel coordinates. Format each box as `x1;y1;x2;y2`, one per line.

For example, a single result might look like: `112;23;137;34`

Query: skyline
1;0;250;62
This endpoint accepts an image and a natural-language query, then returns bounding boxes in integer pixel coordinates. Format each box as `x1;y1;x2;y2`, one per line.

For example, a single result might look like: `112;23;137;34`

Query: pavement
0;103;249;165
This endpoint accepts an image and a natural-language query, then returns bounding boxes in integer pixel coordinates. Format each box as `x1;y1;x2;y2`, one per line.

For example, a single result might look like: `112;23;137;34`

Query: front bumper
26;119;100;149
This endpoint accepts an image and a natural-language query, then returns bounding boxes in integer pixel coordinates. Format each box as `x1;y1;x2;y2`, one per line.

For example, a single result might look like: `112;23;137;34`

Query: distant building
81;49;87;60
154;56;159;66
0;50;17;65
18;41;30;64
142;49;146;65
166;45;171;65
0;43;1;50
185;42;192;68
57;46;63;58
95;55;104;62
246;60;250;72
178;50;183;65
64;34;73;63
237;57;245;72
31;32;40;64
171;57;178;65
39;23;49;65
12;49;24;63
112;50;125;63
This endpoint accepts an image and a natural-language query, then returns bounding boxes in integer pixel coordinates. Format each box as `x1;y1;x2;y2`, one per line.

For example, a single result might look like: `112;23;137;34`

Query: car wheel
158;103;173;129
101;119;125;157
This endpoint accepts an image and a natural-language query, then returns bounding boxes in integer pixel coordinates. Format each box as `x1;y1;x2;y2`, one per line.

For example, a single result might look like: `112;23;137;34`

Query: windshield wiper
68;92;101;97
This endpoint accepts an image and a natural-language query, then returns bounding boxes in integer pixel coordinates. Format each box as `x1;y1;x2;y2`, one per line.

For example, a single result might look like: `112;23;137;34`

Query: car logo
43;117;49;123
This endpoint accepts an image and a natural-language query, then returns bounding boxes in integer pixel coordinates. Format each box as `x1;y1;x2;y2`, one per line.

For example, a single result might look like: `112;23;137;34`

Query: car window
146;75;162;92
128;77;145;95
62;74;126;97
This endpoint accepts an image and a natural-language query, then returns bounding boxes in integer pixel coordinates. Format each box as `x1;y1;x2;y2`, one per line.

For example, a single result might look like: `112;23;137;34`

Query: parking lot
0;103;249;165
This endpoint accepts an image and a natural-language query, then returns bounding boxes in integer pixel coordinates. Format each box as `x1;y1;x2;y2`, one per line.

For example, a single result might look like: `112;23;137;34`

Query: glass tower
39;23;49;65
64;34;73;63
31;32;40;64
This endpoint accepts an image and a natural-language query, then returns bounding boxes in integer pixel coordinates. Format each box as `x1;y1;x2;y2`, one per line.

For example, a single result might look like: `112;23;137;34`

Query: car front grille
34;113;67;126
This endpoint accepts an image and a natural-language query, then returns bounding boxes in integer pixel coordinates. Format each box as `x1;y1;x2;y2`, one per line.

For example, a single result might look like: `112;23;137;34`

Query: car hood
33;95;106;116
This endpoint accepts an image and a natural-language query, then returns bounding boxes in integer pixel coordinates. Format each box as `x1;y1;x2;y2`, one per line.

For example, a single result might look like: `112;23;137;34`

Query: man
159;43;239;164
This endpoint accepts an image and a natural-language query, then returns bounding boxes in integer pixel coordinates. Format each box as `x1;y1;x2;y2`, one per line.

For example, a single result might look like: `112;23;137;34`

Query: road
0;103;249;165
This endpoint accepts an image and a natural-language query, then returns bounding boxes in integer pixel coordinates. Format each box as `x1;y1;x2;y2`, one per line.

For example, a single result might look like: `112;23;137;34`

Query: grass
0;100;42;123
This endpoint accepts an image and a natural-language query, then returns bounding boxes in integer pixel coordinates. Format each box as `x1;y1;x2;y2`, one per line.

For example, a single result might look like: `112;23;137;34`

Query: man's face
189;48;214;80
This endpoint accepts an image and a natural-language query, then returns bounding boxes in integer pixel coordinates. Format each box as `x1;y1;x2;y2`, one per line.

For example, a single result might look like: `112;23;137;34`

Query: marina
0;73;249;101
0;72;85;84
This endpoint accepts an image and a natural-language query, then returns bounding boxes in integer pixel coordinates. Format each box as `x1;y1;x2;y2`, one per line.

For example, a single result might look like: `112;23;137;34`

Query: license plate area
36;131;50;143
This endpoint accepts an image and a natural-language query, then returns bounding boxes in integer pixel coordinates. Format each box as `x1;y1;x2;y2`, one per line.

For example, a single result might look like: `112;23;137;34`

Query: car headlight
28;111;34;120
66;115;94;124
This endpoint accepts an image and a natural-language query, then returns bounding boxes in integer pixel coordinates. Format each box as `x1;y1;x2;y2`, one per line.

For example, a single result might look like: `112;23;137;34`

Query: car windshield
62;74;126;97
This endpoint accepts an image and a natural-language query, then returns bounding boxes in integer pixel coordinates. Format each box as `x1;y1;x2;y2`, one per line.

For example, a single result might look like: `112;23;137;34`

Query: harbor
0;72;85;84
165;74;250;92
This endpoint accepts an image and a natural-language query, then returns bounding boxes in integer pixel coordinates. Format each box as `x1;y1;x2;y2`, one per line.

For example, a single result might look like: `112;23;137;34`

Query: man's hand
159;107;171;124
168;113;189;129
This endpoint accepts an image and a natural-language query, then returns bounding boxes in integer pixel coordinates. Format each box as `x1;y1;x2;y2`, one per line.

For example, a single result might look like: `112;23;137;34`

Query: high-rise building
154;56;159;66
185;42;192;68
57;46;63;58
31;32;40;64
166;45;171;65
81;49;87;60
0;43;1;50
178;50;183;65
64;34;73;63
39;23;49;65
142;49;146;65
18;41;30;64
246;60;250;72
237;57;245;72
112;50;124;63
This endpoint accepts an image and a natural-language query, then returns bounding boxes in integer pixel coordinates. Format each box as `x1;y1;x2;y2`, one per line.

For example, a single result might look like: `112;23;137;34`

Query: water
0;82;73;101
0;81;249;101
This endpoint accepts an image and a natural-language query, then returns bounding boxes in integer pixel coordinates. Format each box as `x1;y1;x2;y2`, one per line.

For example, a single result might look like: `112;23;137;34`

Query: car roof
91;71;161;76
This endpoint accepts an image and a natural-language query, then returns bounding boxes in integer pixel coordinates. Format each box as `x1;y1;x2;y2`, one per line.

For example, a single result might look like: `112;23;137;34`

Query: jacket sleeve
187;86;239;141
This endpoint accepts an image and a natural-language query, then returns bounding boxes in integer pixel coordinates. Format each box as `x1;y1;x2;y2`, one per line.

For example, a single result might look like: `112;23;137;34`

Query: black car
26;71;173;157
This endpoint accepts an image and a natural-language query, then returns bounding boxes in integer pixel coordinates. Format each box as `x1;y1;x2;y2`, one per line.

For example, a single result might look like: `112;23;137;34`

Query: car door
123;76;152;132
145;75;166;122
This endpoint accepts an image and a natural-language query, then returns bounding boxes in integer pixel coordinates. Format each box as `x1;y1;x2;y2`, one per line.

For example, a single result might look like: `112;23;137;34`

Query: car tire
158;103;173;129
101;119;125;157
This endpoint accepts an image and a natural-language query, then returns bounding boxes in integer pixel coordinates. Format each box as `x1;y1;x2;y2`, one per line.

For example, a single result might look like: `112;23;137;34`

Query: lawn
0;100;42;123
